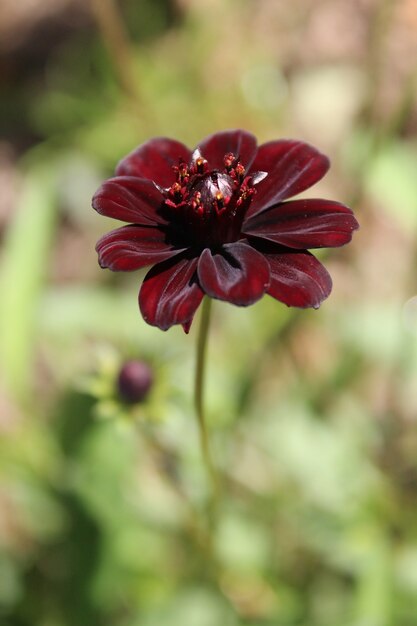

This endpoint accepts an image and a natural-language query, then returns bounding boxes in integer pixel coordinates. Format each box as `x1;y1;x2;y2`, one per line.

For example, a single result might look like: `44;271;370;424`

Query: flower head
93;130;358;332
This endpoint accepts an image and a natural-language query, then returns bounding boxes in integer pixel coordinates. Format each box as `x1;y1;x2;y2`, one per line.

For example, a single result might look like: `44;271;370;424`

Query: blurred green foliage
1;0;417;625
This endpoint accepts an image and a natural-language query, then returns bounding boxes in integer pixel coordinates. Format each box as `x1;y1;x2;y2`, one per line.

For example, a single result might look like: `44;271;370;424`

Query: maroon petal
246;140;330;218
116;137;192;187
96;225;183;271
197;130;258;170
139;256;204;332
92;177;166;226
244;198;359;249
197;241;270;306
261;245;332;308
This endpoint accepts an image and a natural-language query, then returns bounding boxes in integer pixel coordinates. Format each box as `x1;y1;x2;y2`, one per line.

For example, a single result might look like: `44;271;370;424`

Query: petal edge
243;198;359;249
197;242;270;306
116;137;192;186
96;225;183;271
92;177;166;226
197;130;258;170
247;140;330;218
260;245;333;308
139;256;204;331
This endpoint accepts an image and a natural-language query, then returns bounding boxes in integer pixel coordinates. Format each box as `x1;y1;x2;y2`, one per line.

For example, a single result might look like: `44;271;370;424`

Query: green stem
194;297;219;514
90;0;141;104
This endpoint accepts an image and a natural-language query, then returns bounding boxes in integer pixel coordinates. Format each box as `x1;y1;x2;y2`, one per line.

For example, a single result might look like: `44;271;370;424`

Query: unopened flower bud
117;360;153;404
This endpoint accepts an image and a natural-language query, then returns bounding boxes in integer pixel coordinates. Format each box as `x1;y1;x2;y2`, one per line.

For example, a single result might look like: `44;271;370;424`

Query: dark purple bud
117;360;153;404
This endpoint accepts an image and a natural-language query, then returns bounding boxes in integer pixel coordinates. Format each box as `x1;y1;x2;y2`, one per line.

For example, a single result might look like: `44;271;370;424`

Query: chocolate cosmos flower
93;130;358;332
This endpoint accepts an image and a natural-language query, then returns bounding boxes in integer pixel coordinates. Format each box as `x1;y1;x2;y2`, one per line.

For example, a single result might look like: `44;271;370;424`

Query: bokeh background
1;0;417;624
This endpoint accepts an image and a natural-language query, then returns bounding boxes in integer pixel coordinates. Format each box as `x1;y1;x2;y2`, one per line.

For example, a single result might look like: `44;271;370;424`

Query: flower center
162;149;266;249
190;171;234;215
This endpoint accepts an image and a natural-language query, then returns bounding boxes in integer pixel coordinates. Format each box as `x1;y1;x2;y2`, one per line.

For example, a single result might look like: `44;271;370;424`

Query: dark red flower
93;130;358;332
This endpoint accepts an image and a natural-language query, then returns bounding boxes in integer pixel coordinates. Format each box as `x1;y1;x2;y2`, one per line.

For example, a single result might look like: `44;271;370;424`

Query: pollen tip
223;152;237;169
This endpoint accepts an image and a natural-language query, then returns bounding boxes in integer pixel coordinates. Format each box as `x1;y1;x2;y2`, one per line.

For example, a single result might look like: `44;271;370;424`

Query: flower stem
194;297;219;519
90;0;140;104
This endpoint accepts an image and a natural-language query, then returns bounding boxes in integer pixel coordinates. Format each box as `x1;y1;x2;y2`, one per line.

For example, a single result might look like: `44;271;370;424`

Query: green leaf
0;166;57;400
354;531;392;626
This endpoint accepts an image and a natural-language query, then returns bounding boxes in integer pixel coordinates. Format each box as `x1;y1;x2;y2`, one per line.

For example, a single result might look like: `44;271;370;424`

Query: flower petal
92;177;166;226
258;243;332;308
197;241;270;306
197;130;258;170
139;256;204;332
96;225;183;271
116;137;192;187
243;199;359;249
246;140;330;218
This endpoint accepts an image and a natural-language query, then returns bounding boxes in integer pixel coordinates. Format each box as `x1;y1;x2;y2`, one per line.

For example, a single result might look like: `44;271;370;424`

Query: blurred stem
140;425;212;553
386;62;417;139
90;0;140;104
363;0;395;120
194;297;219;524
349;0;403;208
